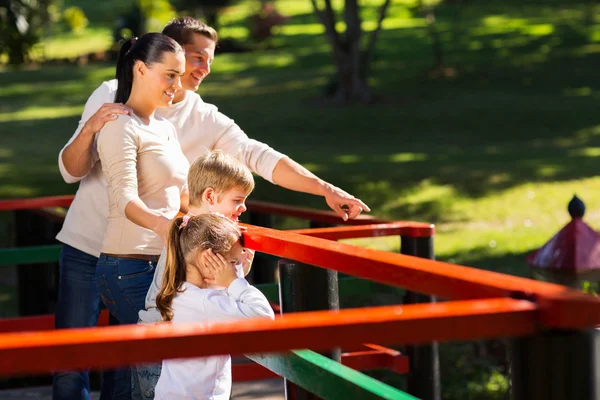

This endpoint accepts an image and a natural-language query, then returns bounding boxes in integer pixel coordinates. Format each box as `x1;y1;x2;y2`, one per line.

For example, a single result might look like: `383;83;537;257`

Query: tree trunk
419;0;444;70
333;54;371;103
309;0;393;104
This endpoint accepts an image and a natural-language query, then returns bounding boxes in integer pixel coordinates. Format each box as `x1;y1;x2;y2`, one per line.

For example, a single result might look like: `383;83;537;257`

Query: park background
1;0;599;398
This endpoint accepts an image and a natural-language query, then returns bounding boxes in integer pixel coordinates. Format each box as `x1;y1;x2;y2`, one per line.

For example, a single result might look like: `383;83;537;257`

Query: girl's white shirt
154;279;275;400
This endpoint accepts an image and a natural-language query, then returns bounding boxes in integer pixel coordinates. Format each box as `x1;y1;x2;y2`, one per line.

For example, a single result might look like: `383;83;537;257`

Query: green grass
2;0;600;270
2;0;600;397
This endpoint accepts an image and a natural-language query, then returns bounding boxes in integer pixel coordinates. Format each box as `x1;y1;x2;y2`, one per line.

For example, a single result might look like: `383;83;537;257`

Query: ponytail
156;217;188;321
115;37;137;104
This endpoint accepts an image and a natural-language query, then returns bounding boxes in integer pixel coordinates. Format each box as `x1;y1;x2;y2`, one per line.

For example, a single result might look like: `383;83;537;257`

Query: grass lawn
1;0;600;397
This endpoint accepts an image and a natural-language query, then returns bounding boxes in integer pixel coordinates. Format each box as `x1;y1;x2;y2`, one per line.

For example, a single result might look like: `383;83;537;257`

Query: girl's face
143;51;186;108
197;240;244;281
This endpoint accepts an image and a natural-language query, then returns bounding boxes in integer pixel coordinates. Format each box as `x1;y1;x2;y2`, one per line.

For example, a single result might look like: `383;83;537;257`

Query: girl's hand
203;249;237;287
240;249;254;277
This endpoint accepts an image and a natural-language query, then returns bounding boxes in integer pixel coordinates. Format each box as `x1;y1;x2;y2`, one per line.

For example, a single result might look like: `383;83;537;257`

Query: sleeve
145;248;168;311
203;278;275;320
204;104;286;184
58;81;116;183
96;117;140;216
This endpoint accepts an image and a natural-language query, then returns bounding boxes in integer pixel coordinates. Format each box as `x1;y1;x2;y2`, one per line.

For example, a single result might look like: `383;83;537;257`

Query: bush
63;6;88;34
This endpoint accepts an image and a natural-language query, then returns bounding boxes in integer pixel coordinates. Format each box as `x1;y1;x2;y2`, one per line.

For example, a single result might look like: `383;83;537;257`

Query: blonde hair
188;150;254;207
156;214;242;321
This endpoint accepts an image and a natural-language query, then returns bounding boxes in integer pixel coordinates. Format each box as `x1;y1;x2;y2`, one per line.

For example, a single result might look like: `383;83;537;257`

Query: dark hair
115;33;183;104
162;16;218;47
156;214;242;321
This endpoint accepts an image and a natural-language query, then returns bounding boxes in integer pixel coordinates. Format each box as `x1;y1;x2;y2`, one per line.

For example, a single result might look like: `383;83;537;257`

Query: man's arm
206;104;369;220
58;81;131;182
271;157;370;221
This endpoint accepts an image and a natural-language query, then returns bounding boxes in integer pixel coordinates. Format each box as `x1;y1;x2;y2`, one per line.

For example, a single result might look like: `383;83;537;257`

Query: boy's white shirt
56;79;285;257
153;280;275;400
139;248;246;323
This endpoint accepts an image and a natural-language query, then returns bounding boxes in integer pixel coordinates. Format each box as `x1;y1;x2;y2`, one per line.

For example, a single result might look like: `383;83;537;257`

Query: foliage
113;0;176;43
248;2;289;43
582;281;599;296
0;0;57;64
62;6;87;34
172;0;238;29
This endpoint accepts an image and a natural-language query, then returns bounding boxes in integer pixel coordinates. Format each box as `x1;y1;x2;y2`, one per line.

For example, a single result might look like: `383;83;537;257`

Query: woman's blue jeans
53;244;117;400
95;254;157;400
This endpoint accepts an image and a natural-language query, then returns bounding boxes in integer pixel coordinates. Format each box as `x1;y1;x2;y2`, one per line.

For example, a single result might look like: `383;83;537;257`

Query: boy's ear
203;187;216;205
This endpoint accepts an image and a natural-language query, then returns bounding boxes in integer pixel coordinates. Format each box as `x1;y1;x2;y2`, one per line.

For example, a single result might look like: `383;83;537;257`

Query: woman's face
144;50;186;108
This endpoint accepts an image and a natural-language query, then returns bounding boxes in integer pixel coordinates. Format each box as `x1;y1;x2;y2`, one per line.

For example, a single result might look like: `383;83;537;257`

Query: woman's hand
152;216;172;246
203;250;237;288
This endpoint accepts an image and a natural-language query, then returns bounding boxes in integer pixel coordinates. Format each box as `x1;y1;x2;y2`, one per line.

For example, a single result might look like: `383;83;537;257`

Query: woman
94;33;189;399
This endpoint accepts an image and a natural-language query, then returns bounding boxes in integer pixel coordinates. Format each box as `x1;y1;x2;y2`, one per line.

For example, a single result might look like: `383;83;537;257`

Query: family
53;17;369;400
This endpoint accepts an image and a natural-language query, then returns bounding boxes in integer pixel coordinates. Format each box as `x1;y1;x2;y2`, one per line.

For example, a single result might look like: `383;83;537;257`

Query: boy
134;150;256;399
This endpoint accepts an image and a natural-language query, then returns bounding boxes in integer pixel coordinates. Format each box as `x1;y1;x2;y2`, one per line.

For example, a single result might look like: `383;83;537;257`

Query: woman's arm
97;118;169;244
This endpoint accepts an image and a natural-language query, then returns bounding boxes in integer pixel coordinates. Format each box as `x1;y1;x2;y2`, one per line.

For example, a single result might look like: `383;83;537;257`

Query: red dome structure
527;195;600;282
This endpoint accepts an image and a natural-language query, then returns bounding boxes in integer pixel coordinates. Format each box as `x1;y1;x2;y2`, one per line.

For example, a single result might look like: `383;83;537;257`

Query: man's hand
81;103;132;136
323;184;370;221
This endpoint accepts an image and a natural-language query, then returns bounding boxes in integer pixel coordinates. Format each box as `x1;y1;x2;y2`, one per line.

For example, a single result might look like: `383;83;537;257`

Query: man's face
213;187;250;222
181;33;216;92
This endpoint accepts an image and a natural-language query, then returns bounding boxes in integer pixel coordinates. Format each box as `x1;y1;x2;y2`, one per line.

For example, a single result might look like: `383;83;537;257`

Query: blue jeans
95;254;157;400
53;244;116;400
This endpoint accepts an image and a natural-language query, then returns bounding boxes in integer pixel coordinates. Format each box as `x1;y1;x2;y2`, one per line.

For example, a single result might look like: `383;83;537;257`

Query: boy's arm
58;82;131;182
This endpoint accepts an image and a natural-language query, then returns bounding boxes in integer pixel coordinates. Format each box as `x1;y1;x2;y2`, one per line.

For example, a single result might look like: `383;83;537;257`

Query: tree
0;0;55;65
310;0;392;104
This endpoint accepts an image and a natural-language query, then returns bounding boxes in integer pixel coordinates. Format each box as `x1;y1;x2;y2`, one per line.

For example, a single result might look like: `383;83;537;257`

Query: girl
155;214;274;399
94;33;189;398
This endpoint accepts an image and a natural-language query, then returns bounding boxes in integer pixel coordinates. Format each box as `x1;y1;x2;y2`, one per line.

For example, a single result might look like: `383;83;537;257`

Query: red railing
0;195;598;393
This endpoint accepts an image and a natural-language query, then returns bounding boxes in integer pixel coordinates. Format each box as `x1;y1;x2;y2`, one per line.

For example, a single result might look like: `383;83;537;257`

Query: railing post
510;328;599;400
248;211;276;284
278;259;340;400
401;234;441;400
14;210;62;316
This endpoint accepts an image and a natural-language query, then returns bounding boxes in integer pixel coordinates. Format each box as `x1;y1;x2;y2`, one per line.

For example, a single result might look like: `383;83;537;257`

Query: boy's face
213;187;250;222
